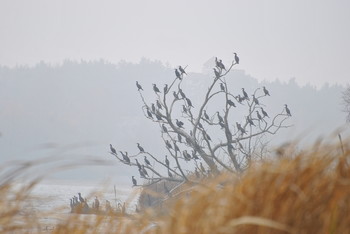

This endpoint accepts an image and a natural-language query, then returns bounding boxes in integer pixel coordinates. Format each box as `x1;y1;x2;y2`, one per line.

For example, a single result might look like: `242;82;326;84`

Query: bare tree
343;85;350;122
108;54;292;187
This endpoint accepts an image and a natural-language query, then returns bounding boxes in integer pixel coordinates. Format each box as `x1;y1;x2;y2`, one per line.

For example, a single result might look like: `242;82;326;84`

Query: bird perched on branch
186;97;194;108
152;84;161;93
173;91;179;100
213;68;220;78
218;59;226;71
110;144;116;154
137;143;145;153
120;151;130;164
236;122;246;134
220;83;225;92
256;111;263;121
227;99;236;107
242;88;249;100
216;111;224;123
179;88;186;99
234;52;239;64
176;119;184;128
164;84;168;93
132;176;137;186
136;81;143;91
162;124;168;133
135;159;142;170
156;100;162;110
166;140;173;149
252;95;259;105
146;108;153;119
175;69;182;80
263;86;270;96
179;66;187;75
144;156;151;167
285;104;292;116
203;110;210;121
165;155;170;168
246;116;255;126
261;107;269;118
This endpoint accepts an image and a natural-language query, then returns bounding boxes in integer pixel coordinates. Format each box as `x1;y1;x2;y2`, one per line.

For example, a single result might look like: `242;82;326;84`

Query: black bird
182;105;188;114
164;84;168;93
173;91;179;100
203;130;211;141
218;59;226;71
174;142;180;152
110;144;116;154
120;151;130;163
176;119;184;128
168;169;173;178
179;88;186;99
252;95;259;105
263;86;270;96
219;121;225;129
285;104;292;116
155;112;162;121
136;81;143;91
216;112;223;123
198;121;203;129
175;69;182;80
256;111;263;121
213;68;220;78
135;159;142;170
156;100;162;110
179;66;187;75
261;107;269;118
236;122;246;134
215;57;220;68
165;155;170;167
164;182;170;195
237;95;245;103
142;165;149;177
246;116;255;126
203;110;210;120
162;124;168;133
234;52;239;64
132;176;137;186
186;97;194;108
227;99;236;107
177;133;182;143
183;150;191;161
144;156;151;167
78;192;85;203
137;143;145;153
152;84;161;93
242;88;249;100
146;108;153;119
165;140;173;149
139;168;146;178
151;103;156;113
220;83;225;92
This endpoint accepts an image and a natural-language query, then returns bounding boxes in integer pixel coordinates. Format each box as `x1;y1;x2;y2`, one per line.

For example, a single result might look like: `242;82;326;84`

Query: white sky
0;0;349;86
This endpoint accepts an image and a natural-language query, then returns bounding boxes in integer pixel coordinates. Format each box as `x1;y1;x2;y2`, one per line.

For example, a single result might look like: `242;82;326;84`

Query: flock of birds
113;53;292;187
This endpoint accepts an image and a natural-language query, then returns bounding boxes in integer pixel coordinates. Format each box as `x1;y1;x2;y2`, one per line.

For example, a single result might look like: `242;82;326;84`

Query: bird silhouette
156;100;163;109
165;140;173;149
234;53;239;64
132;176;137;186
152;84;161;93
216;112;223;123
177;133;182;143
144;156;151;167
261;107;269;118
137;143;145;153
136;81;143;91
176;119;184;128
203;110;210;120
162;124;168;133
110;144;116;154
164;84;168;93
227;99;236;107
236;122;246;134
175;69;182;80
213;68;220;78
218;59;226;71
135;159;142;170
242;88;249;100
168;169;173;178
256;111;263;121
285;104;292;116
146;108;153;119
179;88;186;99
252;95;259;105
173;91;179;99
186;98;194;107
120;151;130;163
220;83;225;92
165;155;170;168
246;116;255;126
263;86;270;96
179;66;187;75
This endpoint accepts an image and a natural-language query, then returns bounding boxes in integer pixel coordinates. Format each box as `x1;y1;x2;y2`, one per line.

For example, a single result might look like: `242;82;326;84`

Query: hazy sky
1;0;349;86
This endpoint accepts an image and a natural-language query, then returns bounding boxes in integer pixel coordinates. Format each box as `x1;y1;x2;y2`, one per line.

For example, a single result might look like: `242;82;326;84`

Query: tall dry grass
1;139;350;233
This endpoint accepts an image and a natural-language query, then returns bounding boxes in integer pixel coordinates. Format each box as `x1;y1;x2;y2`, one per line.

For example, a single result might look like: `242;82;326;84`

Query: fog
0;59;348;184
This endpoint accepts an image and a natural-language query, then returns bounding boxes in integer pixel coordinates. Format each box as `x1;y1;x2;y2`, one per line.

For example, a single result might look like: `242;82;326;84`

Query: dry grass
1;139;350;233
